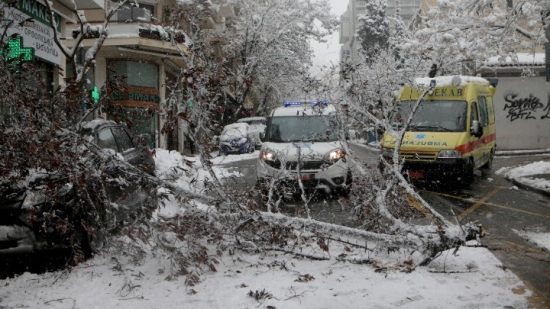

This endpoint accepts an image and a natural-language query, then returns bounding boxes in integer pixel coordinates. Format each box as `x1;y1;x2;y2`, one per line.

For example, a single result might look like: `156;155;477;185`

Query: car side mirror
471;120;483;138
133;134;147;146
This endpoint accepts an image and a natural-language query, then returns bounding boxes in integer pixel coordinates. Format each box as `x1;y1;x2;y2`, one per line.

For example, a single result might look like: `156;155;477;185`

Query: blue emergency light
283;99;329;107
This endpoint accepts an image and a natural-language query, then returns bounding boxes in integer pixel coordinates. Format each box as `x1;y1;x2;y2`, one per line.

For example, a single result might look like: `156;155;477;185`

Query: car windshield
394;100;467;132
266;116;337;142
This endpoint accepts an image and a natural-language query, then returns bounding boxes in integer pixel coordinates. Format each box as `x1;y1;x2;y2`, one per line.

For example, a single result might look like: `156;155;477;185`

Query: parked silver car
219;123;256;155
237;117;267;149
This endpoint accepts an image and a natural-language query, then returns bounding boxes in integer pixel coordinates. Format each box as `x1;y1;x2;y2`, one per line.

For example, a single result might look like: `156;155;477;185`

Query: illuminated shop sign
17;0;62;31
2;0;64;65
112;86;160;110
1;35;34;72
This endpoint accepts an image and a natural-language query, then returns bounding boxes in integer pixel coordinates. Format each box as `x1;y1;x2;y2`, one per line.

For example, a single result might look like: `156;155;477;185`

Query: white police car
257;100;351;197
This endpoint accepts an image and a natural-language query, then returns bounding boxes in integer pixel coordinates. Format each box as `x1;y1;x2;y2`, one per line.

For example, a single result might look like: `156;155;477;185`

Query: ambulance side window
487;97;495;124
478;96;489;127
470;102;479;126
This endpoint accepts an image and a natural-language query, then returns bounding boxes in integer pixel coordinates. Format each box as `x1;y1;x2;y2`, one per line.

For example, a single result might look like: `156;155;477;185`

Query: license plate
298;174;314;181
409;170;424;180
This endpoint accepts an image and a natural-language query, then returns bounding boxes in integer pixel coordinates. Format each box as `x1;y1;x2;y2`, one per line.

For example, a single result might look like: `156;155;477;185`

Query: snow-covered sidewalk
496;161;550;196
0;245;531;308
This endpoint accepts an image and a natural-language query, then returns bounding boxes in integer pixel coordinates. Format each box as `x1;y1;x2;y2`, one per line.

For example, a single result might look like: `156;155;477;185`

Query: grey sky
311;0;349;75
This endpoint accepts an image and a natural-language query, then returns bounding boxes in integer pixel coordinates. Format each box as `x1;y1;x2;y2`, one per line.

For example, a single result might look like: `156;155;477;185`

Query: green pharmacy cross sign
91;86;100;104
3;36;34;65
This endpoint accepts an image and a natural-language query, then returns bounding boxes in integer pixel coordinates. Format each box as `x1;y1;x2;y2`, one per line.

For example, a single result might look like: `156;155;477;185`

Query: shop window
108;60;159;148
124;108;157;149
110;60;158;88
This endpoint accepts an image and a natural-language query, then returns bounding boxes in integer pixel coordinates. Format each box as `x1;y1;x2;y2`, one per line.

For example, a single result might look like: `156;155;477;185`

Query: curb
506;177;550;198
496;149;550;156
350;141;380;152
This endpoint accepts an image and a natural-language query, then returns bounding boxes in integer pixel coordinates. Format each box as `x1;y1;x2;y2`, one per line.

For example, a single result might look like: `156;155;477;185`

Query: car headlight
260;150;276;161
327;149;346;162
438;149;462;158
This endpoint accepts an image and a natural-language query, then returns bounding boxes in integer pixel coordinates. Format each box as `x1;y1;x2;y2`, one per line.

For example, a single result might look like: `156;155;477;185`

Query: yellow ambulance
381;76;497;184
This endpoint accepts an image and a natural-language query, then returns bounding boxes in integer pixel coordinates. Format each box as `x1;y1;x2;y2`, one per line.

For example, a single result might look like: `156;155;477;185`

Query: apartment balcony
65;21;193;59
58;0;104;10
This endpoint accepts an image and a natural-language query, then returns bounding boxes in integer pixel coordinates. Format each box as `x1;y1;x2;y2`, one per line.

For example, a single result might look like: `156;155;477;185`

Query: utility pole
546;12;549;82
542;0;550;81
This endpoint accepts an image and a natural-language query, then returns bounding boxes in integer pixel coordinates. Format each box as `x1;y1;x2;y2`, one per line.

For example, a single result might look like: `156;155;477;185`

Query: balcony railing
69;23;192;47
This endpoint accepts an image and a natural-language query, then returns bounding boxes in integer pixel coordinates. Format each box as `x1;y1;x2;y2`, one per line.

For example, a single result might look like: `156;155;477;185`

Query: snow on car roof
237;117;266;122
415;76;490;88
224;122;249;130
222;123;249;135
80;119;118;130
271;104;336;117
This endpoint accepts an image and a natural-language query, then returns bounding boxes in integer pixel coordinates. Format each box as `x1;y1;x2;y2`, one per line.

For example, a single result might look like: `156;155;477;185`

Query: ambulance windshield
266;116;338;142
394;100;467;132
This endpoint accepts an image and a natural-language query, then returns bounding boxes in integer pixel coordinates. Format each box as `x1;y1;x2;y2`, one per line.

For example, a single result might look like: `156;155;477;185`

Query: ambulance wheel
481;149;494;170
460;159;475;185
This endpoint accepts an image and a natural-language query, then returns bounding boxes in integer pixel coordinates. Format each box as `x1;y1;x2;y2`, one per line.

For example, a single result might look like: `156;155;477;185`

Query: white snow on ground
211;151;258;165
0;149;532;308
513;230;550;252
496;161;550;193
0;245;530;308
155;149;244;188
153;149;245;217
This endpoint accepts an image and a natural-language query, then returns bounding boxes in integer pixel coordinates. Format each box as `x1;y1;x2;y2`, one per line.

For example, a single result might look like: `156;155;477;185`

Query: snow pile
153;149;243;217
513;230;550;252
155;149;243;186
496;161;550;194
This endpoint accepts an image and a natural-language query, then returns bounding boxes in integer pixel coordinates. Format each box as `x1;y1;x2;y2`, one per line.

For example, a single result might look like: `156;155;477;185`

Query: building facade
1;0;82;94
63;0;191;151
480;54;549;150
61;0;236;154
